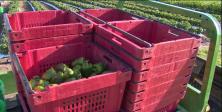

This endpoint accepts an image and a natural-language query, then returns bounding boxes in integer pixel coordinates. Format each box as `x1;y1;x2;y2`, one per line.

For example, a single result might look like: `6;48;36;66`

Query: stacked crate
81;8;201;112
5;10;93;101
5;10;93;52
5;10;132;112
5;10;92;111
95;20;201;112
5;8;202;112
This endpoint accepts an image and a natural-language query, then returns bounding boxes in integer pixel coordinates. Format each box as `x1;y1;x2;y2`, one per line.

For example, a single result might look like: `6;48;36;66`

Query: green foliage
0;30;8;54
0;100;6;112
72;58;106;78
45;0;79;12
8;0;19;14
29;57;107;92
64;0;204;34
42;67;57;81
161;0;221;22
0;80;4;100
60;0;99;9
198;46;221;67
0;0;20;54
31;1;48;11
162;0;221;15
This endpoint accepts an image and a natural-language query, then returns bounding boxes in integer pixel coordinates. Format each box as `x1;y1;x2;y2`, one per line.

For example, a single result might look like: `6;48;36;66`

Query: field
0;71;16;94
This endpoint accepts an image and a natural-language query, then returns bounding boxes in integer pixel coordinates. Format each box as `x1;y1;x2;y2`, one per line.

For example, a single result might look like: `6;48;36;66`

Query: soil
18;1;26;12
0;57;11;74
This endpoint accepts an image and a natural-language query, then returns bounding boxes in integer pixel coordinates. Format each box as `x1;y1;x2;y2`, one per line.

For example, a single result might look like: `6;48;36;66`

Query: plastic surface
121;58;195;111
5;10;93;41
11;34;92;53
127;58;195;93
95;33;198;72
80;8;142;25
125;100;180;112
12;42;131;112
94;20;200;112
95;20;200;71
95;20;201;61
123;92;185;112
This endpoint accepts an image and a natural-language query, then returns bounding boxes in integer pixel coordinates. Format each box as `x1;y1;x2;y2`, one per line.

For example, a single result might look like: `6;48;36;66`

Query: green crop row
99;0;202;26
45;0;79;12
160;0;221;22
0;29;8;54
161;0;221;15
0;1;20;54
59;0;99;9
99;0;221;23
31;1;48;11
126;1;201;25
79;0;203;34
8;0;19;14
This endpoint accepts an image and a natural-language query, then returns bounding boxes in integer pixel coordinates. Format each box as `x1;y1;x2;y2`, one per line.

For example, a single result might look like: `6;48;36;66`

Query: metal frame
117;1;221;112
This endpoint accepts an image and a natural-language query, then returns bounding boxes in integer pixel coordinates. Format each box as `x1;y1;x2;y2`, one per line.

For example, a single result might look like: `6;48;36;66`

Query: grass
0;71;17;94
197;46;221;67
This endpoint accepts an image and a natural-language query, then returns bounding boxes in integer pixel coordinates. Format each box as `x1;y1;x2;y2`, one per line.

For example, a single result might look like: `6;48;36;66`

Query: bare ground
0;57;11;74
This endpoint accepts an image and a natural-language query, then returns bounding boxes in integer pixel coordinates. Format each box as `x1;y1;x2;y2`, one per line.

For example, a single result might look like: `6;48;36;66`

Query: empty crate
95;20;200;68
94;20;201;112
5;10;93;41
80;8;143;25
10;34;92;53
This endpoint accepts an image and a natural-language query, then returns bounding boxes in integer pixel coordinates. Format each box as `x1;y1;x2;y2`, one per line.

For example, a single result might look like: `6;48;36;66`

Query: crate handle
12;54;34;94
168;29;180;37
103;55;112;63
80;10;106;24
111;38;122;45
71;11;93;24
106;23;152;47
3;14;12;32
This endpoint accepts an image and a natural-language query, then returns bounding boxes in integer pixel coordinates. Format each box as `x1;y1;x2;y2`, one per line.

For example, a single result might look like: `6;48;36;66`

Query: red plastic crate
94;19;199;111
127;70;190;93
94;34;151;71
121;60;193;111
5;10;93;41
94;33;198;71
123;72;190;111
142;97;183;112
124;59;194;102
10;34;92;53
123;91;185;112
125;82;187;103
131;71;149;83
128;100;180;112
95;20;201;61
80;8;143;25
121;58;194;93
12;42;132;112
